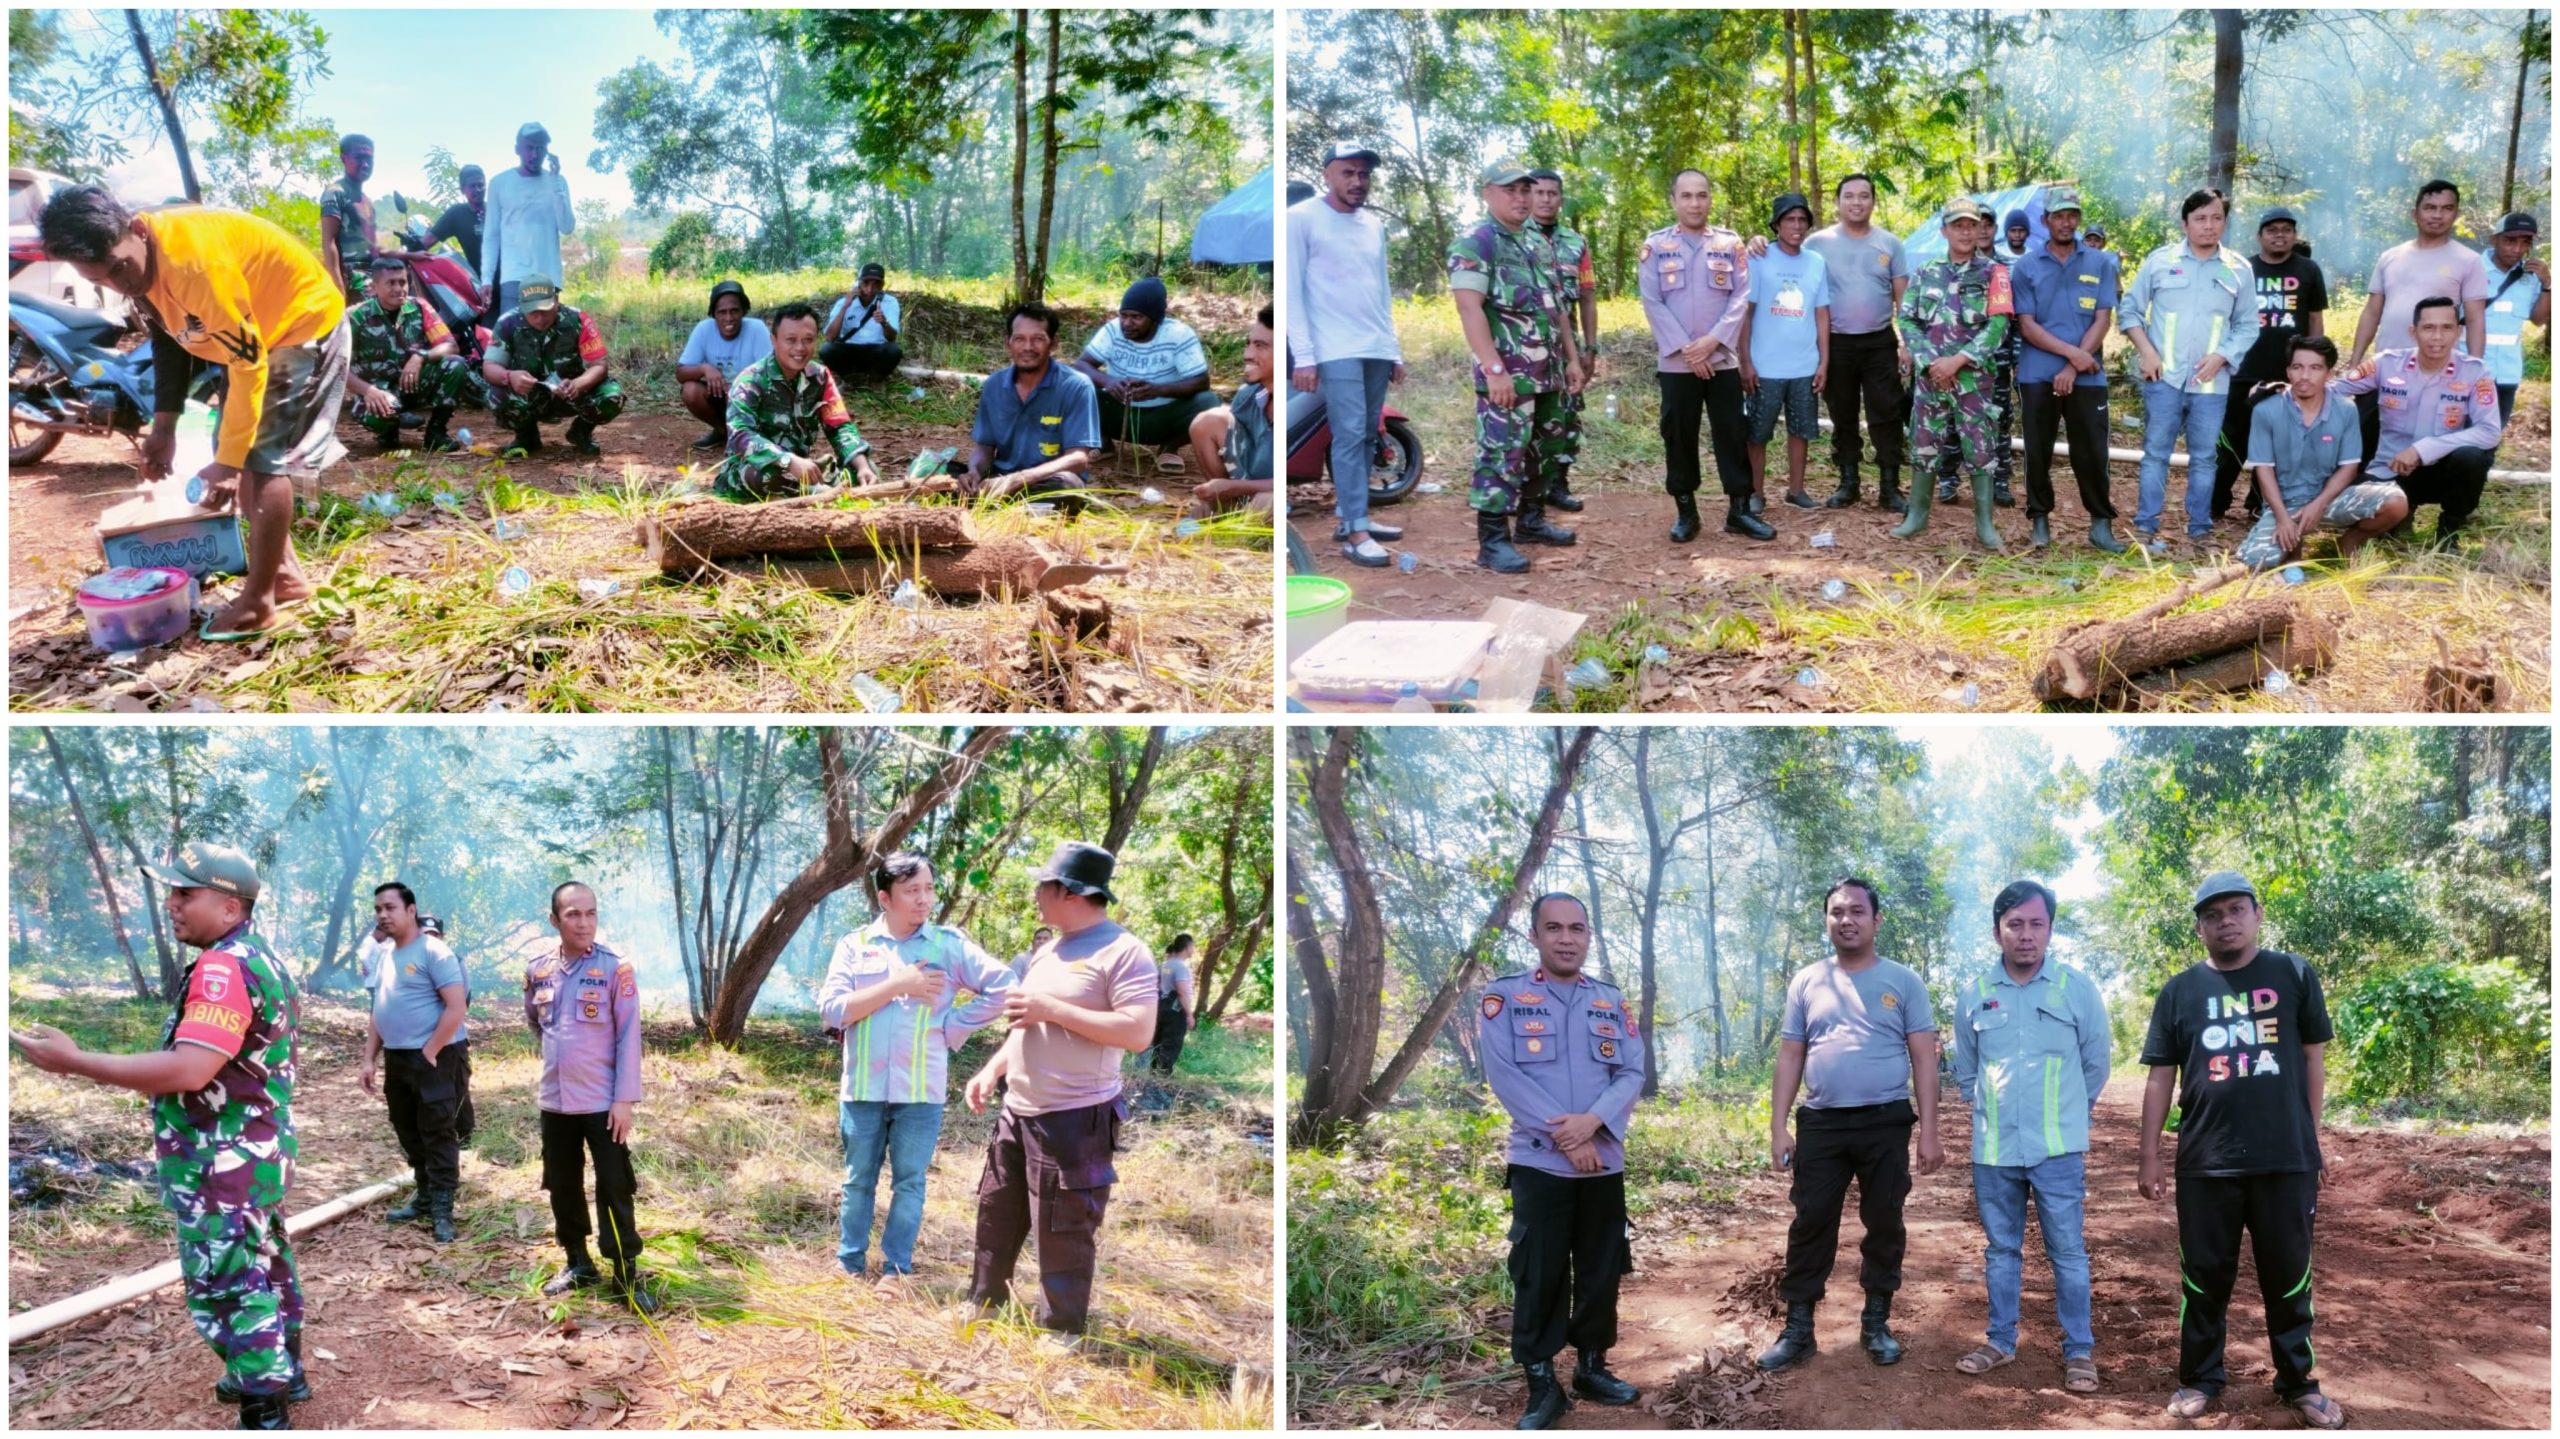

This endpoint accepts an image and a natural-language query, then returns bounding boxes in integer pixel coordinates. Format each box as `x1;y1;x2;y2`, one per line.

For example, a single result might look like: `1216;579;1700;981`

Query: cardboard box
96;490;246;579
1285;597;1587;712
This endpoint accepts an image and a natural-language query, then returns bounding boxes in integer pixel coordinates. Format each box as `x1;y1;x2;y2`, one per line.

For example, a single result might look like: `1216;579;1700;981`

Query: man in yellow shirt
40;186;350;641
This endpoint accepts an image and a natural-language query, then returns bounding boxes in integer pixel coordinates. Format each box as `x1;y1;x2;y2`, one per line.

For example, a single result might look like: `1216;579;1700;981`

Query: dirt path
1382;1086;2549;1430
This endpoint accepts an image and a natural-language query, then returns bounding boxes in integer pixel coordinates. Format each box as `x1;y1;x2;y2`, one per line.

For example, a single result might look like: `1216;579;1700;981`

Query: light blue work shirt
2119;242;2260;395
1949;958;2112;1169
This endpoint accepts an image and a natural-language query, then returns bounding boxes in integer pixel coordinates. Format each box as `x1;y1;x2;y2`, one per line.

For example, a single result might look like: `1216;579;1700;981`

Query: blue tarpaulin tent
1190;168;1275;266
1899;183;2054;267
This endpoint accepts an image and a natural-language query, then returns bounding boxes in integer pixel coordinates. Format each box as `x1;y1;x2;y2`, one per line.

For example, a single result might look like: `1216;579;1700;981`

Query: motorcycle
1285;392;1425;507
6;291;186;466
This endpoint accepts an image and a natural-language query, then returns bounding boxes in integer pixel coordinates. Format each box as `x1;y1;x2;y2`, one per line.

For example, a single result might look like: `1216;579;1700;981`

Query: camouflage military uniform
1448;217;1567;516
712;356;872;500
1898;256;2014;483
319;176;375;300
157;921;305;1401
485;304;625;434
345;297;476;439
1531;217;1594;491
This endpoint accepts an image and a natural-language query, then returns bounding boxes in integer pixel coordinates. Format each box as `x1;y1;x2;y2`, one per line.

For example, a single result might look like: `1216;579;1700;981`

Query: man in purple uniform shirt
523;881;652;1312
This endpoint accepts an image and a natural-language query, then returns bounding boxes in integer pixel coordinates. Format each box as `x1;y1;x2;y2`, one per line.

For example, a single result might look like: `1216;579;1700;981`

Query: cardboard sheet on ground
1287;598;1585;711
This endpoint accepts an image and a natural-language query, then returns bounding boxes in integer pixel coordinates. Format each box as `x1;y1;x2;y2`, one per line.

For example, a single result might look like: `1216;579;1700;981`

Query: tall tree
42;730;152;1000
127;9;202;202
2506;10;2551;215
2207;9;2245;197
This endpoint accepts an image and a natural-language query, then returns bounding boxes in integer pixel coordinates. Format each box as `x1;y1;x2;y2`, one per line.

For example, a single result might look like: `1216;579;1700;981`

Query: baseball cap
2191;870;2258;911
1033;841;1118;905
1769;192;1814;229
515;122;551;146
2085;224;2109;239
1941;197;1992;225
2043;185;2085;214
517;274;561;312
143;841;262;904
1479;156;1535;187
1321;140;1380;166
2259;205;2301;231
2496;211;2540;238
859;261;886;281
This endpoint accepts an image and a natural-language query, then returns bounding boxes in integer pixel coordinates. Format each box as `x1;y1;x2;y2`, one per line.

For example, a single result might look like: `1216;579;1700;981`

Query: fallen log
8;1177;408;1346
728;539;1129;599
2112;615;2339;706
2034;594;2326;703
641;502;978;575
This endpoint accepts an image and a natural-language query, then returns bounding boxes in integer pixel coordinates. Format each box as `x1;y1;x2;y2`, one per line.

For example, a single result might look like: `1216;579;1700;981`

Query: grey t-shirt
1805;224;1913;335
1782;956;1934;1108
1157;955;1193;1000
372;934;469;1049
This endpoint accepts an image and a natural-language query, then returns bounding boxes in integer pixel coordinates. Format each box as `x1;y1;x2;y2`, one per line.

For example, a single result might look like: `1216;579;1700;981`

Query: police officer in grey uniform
1478;893;1646;1429
523;880;654;1312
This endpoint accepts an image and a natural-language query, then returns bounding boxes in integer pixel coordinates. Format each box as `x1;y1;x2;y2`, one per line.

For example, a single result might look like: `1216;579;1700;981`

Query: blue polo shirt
2010;240;2120;386
2471;252;2544;387
2244;388;2364;508
971;361;1101;474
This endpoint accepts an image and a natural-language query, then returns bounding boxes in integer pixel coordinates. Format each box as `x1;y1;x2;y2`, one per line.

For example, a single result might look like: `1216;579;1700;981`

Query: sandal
1955;1343;2015;1375
2166;1387;2214;1419
2290;1393;2345;1430
2064;1355;2099;1393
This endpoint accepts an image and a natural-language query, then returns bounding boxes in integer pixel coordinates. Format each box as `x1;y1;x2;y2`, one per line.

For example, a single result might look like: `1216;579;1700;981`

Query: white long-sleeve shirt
1285;196;1400;366
482;166;576;290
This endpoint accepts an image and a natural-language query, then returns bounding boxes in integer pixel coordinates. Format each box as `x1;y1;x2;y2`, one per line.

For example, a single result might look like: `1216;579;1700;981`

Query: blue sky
53;8;689;211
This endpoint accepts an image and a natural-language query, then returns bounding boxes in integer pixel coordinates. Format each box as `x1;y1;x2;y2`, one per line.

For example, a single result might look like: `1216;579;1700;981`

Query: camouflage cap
1478;156;1536;187
2044;185;2086;215
144;840;261;903
516;273;561;312
1940;197;1993;225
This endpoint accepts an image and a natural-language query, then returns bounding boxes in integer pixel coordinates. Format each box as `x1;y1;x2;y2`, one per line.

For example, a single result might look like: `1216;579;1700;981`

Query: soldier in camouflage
713;302;882;500
1450;157;1584;574
1528;168;1597;517
11;842;308;1431
480;273;624;458
1894;198;2014;550
344;257;474;452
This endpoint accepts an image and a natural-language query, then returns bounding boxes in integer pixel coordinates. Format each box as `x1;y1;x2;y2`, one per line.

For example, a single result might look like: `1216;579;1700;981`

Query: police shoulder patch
1482;992;1505;1020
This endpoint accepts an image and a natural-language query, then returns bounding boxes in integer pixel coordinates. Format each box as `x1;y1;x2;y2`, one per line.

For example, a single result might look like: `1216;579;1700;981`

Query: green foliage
647;211;738;278
2331;960;2548;1106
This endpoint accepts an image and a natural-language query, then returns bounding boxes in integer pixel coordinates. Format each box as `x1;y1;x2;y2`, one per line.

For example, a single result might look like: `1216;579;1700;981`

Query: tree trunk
78;733;176;991
1101;728;1166;856
1702;800;1725;1075
1633;731;1667;1098
1008;10;1032;303
705;726;1011;1044
658;730;704;1029
154;729;188;995
643;503;977;574
1028;8;1063;305
1782;12;1802;193
1286;851;1342;1121
1570;761;1610;980
125;10;201;204
45;730;152;1000
2504;12;2541;215
1802;16;1823;225
2208;10;2245;198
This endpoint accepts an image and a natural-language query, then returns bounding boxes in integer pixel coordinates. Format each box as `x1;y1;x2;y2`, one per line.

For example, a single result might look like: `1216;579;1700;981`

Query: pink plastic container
75;566;197;652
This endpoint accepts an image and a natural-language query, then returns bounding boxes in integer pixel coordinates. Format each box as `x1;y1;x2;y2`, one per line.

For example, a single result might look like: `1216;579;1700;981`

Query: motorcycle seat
13;291;129;345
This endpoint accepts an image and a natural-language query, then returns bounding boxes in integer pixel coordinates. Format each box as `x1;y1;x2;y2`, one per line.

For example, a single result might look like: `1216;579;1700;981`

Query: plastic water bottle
1960;681;1981;708
850;673;902;713
498;566;532;597
493;517;526;541
1397;551;1418;574
1565;657;1611;689
908;387;926;401
1604;394;1621;421
890;579;921;611
1415;481;1444;495
454;427;474;447
1796;665;1828;689
1820;578;1847;602
2262;667;2292;696
1388;682;1432;714
1809;530;1838;549
2280;564;2305;586
1140;486;1166;505
1174;518;1202;539
576;577;619;601
1025;502;1058;518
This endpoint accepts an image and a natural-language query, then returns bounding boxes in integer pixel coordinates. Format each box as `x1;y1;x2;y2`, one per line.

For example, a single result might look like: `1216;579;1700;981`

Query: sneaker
1341;537;1392;568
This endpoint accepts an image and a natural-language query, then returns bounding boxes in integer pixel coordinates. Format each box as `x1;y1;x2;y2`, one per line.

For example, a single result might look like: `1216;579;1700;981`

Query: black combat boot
1758;1299;1818;1370
1571;1350;1640;1405
1514;504;1578;546
1668;494;1702;543
384;1173;428;1224
422;408;459;453
237;1393;292;1430
1725;498;1776;541
617;1263;660;1315
509;426;545;457
1877;467;1908;515
1860;1291;1905;1366
564;419;601;457
1824;470;1863;507
1516;1359;1570;1430
1477;511;1530;573
428;1187;458;1244
215;1331;313;1405
1545;474;1585;512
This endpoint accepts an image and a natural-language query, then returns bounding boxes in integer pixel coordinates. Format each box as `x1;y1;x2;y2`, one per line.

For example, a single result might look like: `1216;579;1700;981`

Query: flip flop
2064;1355;2100;1393
197;599;304;644
2166;1387;2215;1419
2290;1393;2345;1430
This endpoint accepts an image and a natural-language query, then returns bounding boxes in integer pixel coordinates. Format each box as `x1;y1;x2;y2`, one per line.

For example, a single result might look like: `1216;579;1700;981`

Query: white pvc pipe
6;1177;408;1346
1799;415;2548;485
895;363;980;386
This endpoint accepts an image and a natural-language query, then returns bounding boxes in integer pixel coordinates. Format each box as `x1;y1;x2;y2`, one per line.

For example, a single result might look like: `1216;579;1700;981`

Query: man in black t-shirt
2214;209;2331;520
2136;871;2344;1430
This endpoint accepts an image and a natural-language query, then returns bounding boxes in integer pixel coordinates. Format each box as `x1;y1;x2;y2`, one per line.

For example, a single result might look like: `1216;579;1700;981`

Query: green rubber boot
1972;476;2004;551
1889;477;1933;539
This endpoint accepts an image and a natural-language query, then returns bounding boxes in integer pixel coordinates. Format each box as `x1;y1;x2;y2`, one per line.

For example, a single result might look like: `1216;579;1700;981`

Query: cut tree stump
2033;594;2334;704
640;502;977;576
723;540;1129;600
2420;634;2508;711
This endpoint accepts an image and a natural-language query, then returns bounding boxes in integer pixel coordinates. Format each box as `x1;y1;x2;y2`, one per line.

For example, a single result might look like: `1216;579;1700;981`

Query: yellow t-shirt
139;207;344;469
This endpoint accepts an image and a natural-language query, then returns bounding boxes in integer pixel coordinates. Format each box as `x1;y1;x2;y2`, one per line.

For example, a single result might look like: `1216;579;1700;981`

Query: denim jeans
1974;1151;2093;1359
838;1100;945;1275
2136;381;2228;537
1319;357;1394;533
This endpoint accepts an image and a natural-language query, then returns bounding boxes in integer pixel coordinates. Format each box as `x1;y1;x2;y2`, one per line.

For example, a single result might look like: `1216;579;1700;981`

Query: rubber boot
1823;470;1863;508
564;419;601;457
1972;477;2005;551
1546;473;1586;512
1477;510;1530;573
2089;517;2128;554
384;1174;428;1224
2029;513;2053;548
1516;1360;1570;1430
1571;1350;1640;1405
238;1394;292;1430
1725;498;1776;541
1889;478;1933;539
422;408;458;453
510;426;545;456
215;1333;313;1405
1758;1300;1818;1370
1514;503;1578;547
1860;1291;1905;1366
1668;495;1702;544
1878;468;1908;516
428;1187;458;1244
617;1263;660;1315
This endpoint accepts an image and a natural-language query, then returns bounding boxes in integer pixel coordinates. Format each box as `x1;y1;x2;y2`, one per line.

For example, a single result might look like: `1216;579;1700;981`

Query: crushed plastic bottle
2279;564;2305;586
1025;501;1059;518
1643;644;1670;665
1795;665;1828;689
849;673;902;714
1809;530;1838;549
1174;518;1203;538
361;492;402;517
1604;394;1621;421
1397;551;1419;574
1415;481;1445;495
478;698;512;714
1820;578;1848;602
1139;486;1166;505
1564;657;1612;689
1960;681;1981;708
576;577;620;601
108;648;143;665
498;566;533;598
493;517;526;541
908;386;927;401
2261;667;2292;696
890;579;921;611
431;490;461;509
1388;682;1433;714
907;446;959;480
453;427;474;447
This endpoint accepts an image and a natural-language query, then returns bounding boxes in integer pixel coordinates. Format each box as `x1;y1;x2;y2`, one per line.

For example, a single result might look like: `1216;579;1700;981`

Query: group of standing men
1288;143;2545;574
6;839;1164;1429
1475;872;2346;1430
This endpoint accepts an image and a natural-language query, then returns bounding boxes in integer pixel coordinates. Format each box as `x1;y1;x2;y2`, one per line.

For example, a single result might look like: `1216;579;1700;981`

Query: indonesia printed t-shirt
2139;949;2334;1176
